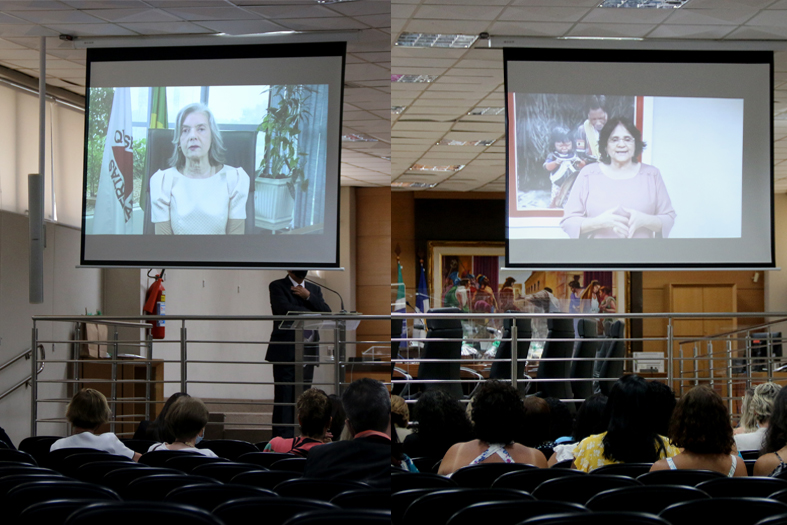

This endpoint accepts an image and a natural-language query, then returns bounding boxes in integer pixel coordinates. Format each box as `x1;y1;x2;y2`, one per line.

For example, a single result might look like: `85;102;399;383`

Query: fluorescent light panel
409;164;465;172
395;32;479;49
437;138;496;147
392;74;439;83
392;182;439;188
342;134;378;142
468;107;504;115
391;105;406;114
598;0;690;7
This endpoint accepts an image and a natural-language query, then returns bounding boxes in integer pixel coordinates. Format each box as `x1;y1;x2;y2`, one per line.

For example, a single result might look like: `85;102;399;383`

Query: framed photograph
428;241;505;311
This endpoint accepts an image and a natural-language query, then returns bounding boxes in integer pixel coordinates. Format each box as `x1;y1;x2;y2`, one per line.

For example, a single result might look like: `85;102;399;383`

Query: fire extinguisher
144;269;166;339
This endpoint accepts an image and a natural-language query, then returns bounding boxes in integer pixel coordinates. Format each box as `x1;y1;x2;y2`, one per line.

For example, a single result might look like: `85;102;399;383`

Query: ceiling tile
10;9;107;24
159;6;261;21
81;8;182;24
499;6;593;22
0;23;58;36
648;24;736;39
403;19;493;34
116;21;214;34
324;0;389;17
414;5;504;21
191;19;285;35
43;23;138;36
486;21;574;36
581;6;673;23
275;17;368;31
667;8;756;25
566;23;655;38
243;5;339;19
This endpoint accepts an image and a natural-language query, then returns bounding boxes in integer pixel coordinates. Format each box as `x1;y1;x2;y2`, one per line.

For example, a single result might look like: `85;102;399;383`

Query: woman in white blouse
151;102;250;235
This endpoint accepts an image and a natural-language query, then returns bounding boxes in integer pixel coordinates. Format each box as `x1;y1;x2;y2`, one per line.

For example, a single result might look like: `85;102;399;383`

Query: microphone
304;278;346;313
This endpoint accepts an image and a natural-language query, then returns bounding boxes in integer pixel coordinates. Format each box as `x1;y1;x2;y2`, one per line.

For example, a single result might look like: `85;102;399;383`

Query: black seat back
490;314;531;382
418;308;463;399
536;318;575;404
571;319;600;404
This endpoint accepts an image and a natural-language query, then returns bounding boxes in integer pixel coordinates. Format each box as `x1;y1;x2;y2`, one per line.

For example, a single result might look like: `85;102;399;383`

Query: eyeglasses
609;136;634;144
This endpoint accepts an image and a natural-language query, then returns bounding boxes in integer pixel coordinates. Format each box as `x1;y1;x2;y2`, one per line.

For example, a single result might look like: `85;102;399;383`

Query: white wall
766;193;787;316
0;211;102;445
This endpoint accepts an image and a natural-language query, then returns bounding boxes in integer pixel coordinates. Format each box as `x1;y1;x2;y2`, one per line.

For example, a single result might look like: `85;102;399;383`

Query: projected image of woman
150;103;250;235
560;117;676;239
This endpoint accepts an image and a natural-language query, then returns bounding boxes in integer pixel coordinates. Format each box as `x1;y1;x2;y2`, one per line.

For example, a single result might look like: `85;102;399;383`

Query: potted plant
254;84;313;231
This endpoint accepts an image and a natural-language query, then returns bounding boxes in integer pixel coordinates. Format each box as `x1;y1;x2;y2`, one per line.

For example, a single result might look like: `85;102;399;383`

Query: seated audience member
650;385;747;477
438;381;548;476
754;387;787;476
735;388;757;436
393;421;418;472
519;396;551;451
133;392;190;442
391;394;412;442
648;380;677;437
303;378;390;488
328;393;346;441
573;374;679;472
735;382;781;452
403;389;473;460
263;388;332;456
549;393;608;466
546;397;574;443
51;388;141;461
147;396;217;457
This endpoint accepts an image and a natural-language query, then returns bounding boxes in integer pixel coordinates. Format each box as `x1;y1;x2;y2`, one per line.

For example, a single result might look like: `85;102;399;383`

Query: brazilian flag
141;87;168;212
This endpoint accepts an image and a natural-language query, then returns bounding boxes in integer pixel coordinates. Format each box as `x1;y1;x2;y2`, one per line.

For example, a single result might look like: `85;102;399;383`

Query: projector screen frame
80;41;345;269
503;47;775;271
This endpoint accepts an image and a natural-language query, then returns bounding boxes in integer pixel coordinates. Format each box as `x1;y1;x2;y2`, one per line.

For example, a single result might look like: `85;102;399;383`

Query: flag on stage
93;87;133;234
141;87;168;212
416;261;430;314
396;261;407;349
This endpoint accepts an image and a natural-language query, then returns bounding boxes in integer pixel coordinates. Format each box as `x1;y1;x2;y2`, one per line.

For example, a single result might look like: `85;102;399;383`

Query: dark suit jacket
265;276;331;363
302;434;390;489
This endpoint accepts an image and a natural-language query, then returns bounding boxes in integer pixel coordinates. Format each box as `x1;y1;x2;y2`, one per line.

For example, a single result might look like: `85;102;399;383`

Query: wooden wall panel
355;187;391;359
392;192;416;294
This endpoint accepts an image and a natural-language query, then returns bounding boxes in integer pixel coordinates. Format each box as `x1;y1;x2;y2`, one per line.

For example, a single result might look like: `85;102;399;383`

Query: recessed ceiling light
558;36;645;41
437;139;496;147
408;164;465;172
316;0;358;4
391;106;406;114
468;107;504;116
392;182;439;188
392;74;438;83
342;134;378;142
395;32;479;49
598;0;690;7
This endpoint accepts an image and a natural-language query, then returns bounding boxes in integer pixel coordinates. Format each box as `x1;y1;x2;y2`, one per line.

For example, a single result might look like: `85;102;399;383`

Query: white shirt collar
288;275;304;287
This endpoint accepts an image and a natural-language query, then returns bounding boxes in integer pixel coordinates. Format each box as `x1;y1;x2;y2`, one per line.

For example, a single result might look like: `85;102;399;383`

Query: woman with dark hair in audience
754;387;787;476
548;393;608;466
133;391;190;442
647;380;677;437
438;381;547;476
403;389;473;460
519;396;551;451
147;396;217;456
327;394;346;441
263;388;332;456
51;388;141;461
650;385;746;476
572;374;679;472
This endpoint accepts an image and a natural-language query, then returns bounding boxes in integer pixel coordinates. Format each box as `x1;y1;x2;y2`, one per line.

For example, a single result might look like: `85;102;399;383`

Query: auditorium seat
520;511;670;525
391;471;457;492
139;449;205;467
402;488;533;525
329;488;390;510
164;483;276;511
102;466;184;493
392;488;444;525
489;314;532;391
17;436;59;466
3;479;121;520
491;467;585;492
570;319;600;407
0;449;37;466
230;469;300;490
274;478;370;501
755;514;787;525
279;509;390;525
63;501;225;525
446;500;589;525
659;497;787;525
19;498;103;524
196;439;258;460
637;469;726;486
585;484;710;514
592;462;653;478
0;473;69;497
122;474;219;501
59;452;133;477
237;451;297;468
190;461;262;482
535;318;576;405
695;476;787;498
418;307;464;399
531;474;641;505
410;456;442;474
46;448;110;472
594;320;626;396
74;459;147;484
450;462;537;488
119;439;157;454
212;497;337;525
270;457;307;472
164;454;229;473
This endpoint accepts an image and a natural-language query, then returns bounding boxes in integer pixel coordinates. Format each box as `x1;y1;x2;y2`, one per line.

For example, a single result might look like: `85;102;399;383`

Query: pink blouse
560;162;676;239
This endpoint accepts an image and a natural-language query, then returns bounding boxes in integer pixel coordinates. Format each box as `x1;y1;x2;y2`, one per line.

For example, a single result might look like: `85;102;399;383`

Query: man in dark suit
303;378;390;489
266;270;331;438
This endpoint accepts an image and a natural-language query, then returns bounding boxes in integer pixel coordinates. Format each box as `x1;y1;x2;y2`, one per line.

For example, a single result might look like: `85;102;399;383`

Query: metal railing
391;311;787;420
29;313;391;437
0;344;45;403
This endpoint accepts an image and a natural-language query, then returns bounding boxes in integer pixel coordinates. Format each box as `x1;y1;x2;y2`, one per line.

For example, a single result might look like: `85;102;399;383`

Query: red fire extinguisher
144;269;166;339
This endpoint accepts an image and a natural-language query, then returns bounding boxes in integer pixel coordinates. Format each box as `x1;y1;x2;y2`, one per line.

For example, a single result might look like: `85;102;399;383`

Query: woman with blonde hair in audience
391;394;411;442
650;385;747;476
51;388;141;461
734;382;781;452
438;380;547;476
147;396;217;456
755;387;787;476
264;388;332;456
573;374;679;472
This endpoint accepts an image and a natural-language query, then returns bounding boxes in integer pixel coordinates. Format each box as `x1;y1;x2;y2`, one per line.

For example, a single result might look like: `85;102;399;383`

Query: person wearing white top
50;388;141;461
146;396;217;457
150;102;249;235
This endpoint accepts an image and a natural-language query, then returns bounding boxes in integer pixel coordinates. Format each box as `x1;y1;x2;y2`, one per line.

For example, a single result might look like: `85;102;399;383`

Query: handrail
0;344;45;402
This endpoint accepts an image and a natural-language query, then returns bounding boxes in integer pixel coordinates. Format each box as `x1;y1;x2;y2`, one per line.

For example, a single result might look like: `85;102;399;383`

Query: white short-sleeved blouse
150;165;250;235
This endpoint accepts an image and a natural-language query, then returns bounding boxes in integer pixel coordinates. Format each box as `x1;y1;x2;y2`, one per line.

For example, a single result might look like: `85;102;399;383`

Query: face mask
291;270;308;280
195;432;204;445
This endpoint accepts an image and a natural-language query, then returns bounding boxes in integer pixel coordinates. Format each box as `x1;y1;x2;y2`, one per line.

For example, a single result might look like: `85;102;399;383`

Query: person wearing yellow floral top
571;374;680;472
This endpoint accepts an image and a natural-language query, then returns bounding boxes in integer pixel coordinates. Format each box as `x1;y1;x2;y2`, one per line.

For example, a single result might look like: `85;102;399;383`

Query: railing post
693;342;699;387
707;340;714;388
667;318;673;393
30;324;38;438
180;321;187;393
746;332;752;392
145;330;153;421
510;317;518;389
110;326;118;434
727;336;734;417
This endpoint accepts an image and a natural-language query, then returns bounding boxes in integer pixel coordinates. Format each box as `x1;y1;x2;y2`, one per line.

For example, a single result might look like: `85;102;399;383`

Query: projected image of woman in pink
560;117;676;239
150;103;250;235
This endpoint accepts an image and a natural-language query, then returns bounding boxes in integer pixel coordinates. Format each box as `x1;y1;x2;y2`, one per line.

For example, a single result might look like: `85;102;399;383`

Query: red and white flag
93;87;133;234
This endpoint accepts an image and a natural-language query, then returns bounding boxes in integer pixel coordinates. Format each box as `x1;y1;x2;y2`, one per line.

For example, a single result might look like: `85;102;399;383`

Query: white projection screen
81;42;345;268
504;48;774;269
